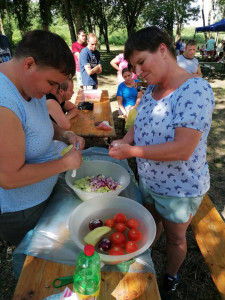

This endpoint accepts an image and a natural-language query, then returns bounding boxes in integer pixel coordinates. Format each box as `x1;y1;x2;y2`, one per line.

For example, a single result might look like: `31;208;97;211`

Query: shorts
118;105;134;116
0;200;48;246
83;85;98;90
76;71;83;87
207;50;214;56
139;179;204;223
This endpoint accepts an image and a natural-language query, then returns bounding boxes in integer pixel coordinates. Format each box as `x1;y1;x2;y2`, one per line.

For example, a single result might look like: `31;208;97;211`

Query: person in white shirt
177;39;202;77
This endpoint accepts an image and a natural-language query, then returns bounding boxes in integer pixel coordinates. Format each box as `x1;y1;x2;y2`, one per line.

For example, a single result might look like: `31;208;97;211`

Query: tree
12;0;31;36
112;0;146;36
39;0;53;31
174;0;199;39
208;0;216;25
62;0;76;42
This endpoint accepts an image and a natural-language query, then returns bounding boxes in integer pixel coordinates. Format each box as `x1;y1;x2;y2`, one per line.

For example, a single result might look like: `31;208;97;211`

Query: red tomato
109;246;125;255
110;232;126;246
104;219;115;228
125;241;139;253
126;219;139;229
128;229;142;242
114;213;127;223
115;222;127;232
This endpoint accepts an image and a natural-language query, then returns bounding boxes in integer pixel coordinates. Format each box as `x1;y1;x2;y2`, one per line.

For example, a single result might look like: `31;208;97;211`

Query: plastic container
69;196;156;265
65;160;130;202
83;90;102;102
73;244;101;299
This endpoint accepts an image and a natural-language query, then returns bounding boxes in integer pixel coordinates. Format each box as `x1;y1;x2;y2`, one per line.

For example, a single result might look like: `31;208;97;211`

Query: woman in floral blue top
109;26;214;298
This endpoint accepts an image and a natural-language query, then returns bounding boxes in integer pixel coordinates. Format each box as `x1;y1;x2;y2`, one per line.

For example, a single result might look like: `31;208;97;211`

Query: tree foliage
0;0;224;50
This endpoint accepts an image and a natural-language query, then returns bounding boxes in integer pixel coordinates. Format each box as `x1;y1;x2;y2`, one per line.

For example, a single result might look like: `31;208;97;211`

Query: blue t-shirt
79;47;101;86
134;77;214;197
0;72;59;213
117;80;140;107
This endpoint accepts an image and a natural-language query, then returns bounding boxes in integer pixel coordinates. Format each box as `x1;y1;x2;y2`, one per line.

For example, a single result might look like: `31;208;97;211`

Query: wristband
62;130;74;140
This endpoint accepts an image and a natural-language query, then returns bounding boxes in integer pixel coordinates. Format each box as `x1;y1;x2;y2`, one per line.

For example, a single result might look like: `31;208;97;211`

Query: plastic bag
125;109;137;131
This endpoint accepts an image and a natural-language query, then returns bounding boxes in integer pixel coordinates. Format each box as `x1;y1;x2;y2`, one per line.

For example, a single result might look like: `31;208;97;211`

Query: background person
179;39;186;55
117;67;142;119
46;79;78;130
71;28;87;88
79;33;102;90
177;39;202;77
0;33;12;63
109;26;214;299
110;51;137;84
206;35;216;59
0;30;85;247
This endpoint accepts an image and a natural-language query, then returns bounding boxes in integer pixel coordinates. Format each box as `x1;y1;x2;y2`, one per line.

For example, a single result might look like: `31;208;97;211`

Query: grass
0;46;225;300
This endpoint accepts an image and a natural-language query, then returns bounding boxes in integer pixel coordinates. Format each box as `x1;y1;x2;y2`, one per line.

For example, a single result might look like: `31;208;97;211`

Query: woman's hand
109;143;133;160
61;149;83;171
108;139;124;150
64;131;85;150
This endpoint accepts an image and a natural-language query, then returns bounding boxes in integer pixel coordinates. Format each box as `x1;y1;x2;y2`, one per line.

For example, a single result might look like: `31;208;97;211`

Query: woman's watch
62;130;74;141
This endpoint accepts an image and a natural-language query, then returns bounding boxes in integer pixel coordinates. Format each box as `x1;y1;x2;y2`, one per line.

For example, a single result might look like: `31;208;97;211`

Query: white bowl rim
65;160;131;198
69;195;156;263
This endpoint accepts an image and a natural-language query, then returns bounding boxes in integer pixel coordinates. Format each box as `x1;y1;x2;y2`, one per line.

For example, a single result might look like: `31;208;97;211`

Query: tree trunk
208;0;215;25
63;0;76;43
201;0;208;42
70;2;83;35
176;23;181;41
0;16;5;35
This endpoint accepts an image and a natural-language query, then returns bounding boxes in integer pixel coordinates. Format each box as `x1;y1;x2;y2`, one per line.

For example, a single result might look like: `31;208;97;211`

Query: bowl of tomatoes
69;196;156;264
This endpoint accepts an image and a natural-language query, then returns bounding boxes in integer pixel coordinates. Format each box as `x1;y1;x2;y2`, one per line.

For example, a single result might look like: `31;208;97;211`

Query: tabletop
70;90;116;138
12;255;161;300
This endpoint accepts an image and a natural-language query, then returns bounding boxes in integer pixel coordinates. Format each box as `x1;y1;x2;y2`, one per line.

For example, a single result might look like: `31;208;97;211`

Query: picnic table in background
70;90;116;139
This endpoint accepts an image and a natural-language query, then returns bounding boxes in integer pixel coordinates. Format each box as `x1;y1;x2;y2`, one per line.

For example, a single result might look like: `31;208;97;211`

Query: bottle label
75;287;100;300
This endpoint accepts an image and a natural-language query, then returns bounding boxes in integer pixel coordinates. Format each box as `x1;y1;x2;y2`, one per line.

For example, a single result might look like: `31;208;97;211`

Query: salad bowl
65;160;130;201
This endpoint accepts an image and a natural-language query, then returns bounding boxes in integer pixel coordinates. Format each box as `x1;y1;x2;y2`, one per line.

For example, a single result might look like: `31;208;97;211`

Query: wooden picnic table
70;90;116;138
12;255;161;299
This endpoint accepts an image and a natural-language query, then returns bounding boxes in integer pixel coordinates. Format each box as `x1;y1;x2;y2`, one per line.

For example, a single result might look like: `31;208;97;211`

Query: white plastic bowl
65;160;130;202
69;196;156;265
83;90;102;102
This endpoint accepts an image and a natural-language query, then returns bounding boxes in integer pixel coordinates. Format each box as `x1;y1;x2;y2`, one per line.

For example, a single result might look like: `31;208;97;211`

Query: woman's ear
158;43;167;57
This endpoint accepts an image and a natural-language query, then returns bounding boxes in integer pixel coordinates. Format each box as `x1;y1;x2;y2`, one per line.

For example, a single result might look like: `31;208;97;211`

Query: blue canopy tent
195;18;225;32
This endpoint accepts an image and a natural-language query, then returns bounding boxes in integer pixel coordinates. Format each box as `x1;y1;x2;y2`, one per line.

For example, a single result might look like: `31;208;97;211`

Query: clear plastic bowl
65;160;130;202
69;196;156;264
83;90;102;102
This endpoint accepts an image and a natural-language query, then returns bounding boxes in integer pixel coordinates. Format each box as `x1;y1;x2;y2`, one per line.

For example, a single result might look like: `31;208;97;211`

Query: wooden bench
190;194;225;299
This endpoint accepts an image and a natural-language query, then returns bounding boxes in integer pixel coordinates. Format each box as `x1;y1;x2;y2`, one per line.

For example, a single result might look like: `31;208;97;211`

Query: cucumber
83;226;111;246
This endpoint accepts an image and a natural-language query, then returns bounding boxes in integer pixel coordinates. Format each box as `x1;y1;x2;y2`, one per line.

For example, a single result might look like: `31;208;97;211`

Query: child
116;68;142;119
177;39;202;77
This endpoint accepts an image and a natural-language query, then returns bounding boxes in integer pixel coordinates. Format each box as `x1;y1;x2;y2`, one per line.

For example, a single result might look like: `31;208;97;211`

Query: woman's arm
110;57;120;72
133;91;142;109
109;127;202;161
117;95;128;118
47;100;71;130
0;108;84;189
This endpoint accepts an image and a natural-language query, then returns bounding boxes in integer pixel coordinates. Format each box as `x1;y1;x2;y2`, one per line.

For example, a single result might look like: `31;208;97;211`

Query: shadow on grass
207;86;225;217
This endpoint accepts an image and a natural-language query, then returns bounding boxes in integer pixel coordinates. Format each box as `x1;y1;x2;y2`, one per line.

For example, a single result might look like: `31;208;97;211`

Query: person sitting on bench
46;79;78;130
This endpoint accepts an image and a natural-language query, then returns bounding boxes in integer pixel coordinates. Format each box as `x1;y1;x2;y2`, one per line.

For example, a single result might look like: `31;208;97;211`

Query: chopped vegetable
74;175;122;193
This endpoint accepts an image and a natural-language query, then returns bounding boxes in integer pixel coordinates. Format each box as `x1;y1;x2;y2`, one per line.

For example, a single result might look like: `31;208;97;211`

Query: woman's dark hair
14;30;75;77
124;26;176;62
122;67;131;75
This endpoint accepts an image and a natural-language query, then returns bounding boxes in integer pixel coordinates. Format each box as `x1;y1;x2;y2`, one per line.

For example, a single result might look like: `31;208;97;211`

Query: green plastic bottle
73;244;101;300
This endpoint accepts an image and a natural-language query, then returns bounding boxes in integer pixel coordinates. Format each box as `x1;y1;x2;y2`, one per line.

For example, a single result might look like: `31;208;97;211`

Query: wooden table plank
12;256;161;300
70;90;116;138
